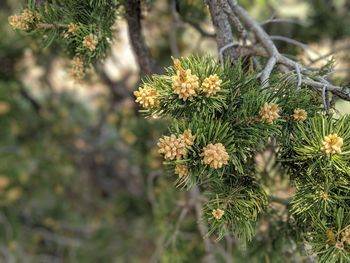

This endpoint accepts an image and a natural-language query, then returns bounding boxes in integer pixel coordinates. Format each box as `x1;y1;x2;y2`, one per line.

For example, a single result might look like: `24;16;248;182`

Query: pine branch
124;0;155;76
224;0;278;86
36;23;67;29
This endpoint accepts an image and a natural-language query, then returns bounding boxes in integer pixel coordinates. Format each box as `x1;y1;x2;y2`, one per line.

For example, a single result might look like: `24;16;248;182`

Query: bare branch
184;20;216;38
190;186;217;263
227;0;279;57
96;66;133;103
19;86;41;114
308;43;350;66
207;0;239;60
303;79;350;101
219;0;350;101
259;56;277;85
322;85;330;114
269;35;322;58
269;195;291;206
260;18;303;26
36;229;82;247
219;42;238;66
124;0;155;75
295;63;302;90
219;0;247;41
171;0;215;39
224;0;280;84
169;0;181;57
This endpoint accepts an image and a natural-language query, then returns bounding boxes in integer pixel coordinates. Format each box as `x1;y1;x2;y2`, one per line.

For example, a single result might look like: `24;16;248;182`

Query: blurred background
0;0;350;262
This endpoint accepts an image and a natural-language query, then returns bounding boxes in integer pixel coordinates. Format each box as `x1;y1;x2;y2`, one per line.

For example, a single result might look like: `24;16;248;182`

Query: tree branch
184;19;216;38
219;0;247;41
218;0;350;101
124;0;155;76
269;195;291;206
207;0;239;61
190;186;217;263
269;35;321;58
260;18;302;26
19;86;41;114
36;23;67;30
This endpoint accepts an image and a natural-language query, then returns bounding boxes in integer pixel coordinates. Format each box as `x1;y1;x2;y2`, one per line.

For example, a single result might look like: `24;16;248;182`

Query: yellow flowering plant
138;56;233;117
137;55;325;243
7;0;350;261
8;1;119;80
289;114;350;175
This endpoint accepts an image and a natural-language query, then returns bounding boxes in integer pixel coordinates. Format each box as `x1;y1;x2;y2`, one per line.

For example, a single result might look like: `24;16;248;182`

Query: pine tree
8;0;350;262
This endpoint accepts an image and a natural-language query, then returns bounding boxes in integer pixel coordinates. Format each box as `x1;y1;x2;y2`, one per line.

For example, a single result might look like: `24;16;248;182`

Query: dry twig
210;0;350;100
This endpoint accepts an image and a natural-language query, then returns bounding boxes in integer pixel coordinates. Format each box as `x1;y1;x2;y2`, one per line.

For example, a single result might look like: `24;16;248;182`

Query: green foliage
308;208;350;263
176;0;208;24
0;78;164;262
5;0;350;261
204;177;268;243
290;115;350;174
171;114;236;182
152;176;205;263
233;207;303;263
13;0;120;67
305;0;350;40
279;114;350;262
139;55;323;245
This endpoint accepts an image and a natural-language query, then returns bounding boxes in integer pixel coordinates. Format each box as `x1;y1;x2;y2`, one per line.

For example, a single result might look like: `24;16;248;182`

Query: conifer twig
36;23;67;30
260;18;302;26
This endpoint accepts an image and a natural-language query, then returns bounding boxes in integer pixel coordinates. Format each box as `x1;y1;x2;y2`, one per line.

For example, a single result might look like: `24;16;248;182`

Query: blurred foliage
1;3;166;260
303;0;350;40
0;78;167;261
